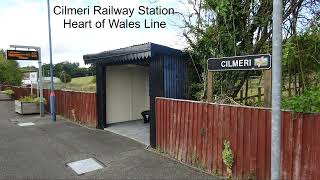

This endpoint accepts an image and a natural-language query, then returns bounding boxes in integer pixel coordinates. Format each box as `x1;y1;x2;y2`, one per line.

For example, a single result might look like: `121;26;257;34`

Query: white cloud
0;0;187;67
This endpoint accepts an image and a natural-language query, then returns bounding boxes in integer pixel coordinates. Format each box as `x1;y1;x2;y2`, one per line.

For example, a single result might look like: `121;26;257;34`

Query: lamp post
47;0;56;121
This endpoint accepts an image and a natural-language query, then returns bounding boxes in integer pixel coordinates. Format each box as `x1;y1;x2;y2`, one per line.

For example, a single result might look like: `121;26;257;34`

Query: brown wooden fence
1;86;97;128
156;97;320;179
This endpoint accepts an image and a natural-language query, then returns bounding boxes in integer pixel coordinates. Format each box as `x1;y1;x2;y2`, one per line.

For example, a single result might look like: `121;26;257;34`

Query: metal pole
31;83;33;96
271;0;283;178
37;81;39;97
47;0;56;121
38;48;44;117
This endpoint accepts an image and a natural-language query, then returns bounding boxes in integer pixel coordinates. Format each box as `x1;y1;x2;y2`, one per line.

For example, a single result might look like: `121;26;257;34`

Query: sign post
207;54;272;106
8;45;44;117
207;71;213;102
264;70;272;108
29;72;38;96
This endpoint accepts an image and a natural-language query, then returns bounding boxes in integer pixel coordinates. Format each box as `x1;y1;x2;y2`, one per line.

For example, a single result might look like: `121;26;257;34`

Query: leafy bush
222;140;234;170
18;95;47;104
282;88;320;113
190;82;204;100
0;60;22;86
3;89;14;96
59;73;72;83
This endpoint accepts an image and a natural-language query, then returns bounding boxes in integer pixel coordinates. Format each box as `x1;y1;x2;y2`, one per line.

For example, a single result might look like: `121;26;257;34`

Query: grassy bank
43;76;96;92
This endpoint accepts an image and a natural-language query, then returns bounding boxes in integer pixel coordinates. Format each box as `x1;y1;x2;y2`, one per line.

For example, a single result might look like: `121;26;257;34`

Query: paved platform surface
105;120;150;146
0;101;218;179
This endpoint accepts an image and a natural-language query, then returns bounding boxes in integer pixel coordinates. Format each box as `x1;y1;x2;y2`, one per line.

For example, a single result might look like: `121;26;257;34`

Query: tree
282;23;320;95
59;72;72;83
0;49;5;61
53;61;79;78
178;0;319;100
43;61;95;78
0;49;23;86
20;66;38;73
0;60;23;86
88;64;96;76
42;64;51;77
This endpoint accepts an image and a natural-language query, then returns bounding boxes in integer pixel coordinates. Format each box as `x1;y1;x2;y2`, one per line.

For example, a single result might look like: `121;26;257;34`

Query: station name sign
6;50;39;61
208;54;271;71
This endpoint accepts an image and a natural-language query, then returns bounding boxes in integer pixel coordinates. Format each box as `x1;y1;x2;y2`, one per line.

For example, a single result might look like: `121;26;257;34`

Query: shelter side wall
150;56;164;148
96;64;107;129
163;55;187;99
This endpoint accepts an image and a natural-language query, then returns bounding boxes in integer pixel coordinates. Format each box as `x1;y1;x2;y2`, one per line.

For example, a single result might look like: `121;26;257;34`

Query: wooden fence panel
2;86;97;128
156;97;320;179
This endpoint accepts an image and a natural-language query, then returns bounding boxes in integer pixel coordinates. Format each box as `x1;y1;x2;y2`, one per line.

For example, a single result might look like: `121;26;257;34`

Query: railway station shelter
83;43;188;148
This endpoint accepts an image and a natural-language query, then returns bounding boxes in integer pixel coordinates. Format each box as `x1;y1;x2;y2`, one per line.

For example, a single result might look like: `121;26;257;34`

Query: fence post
258;87;262;104
245;79;249;104
264;70;272;108
288;76;292;97
207;71;213;102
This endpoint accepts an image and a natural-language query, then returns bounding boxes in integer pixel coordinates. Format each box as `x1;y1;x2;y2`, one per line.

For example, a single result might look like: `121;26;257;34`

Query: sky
0;0;188;67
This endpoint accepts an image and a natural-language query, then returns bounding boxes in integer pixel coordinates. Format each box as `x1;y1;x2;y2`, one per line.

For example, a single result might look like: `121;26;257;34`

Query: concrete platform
0;101;217;179
105;120;150;146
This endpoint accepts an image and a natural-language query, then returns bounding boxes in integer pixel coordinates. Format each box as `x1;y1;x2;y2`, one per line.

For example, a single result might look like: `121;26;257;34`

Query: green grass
43;76;96;92
71;76;95;85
